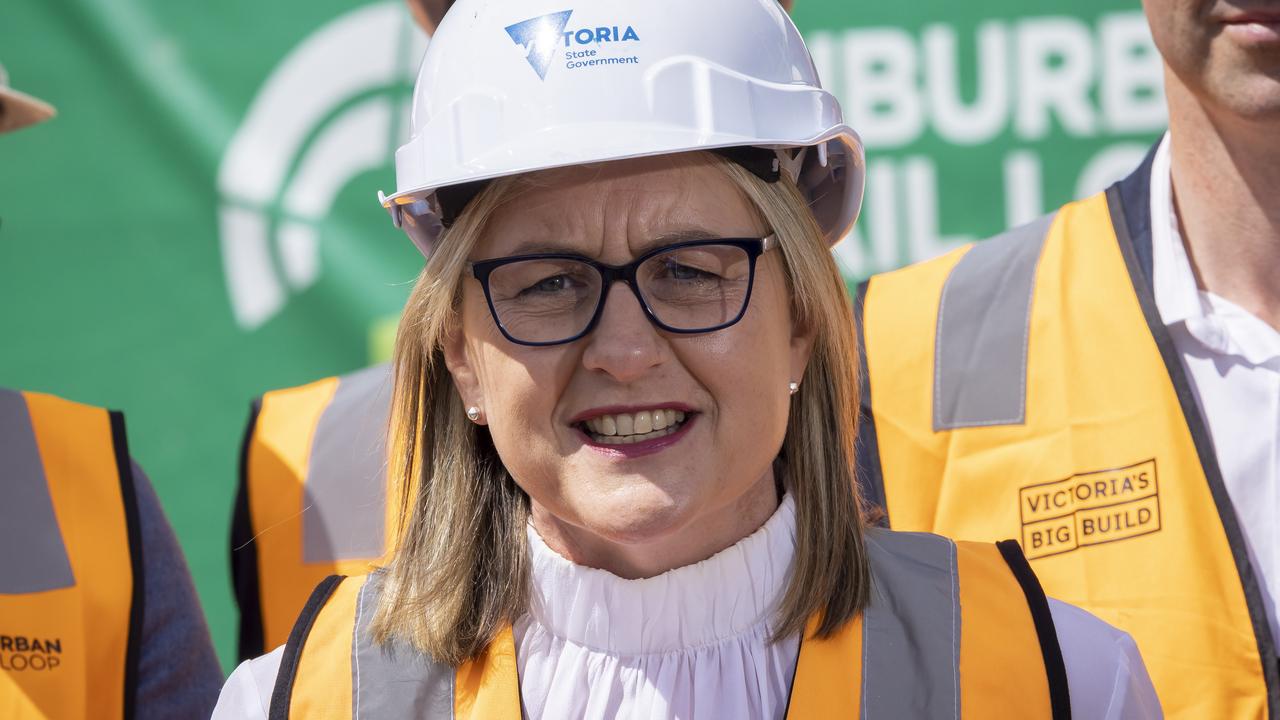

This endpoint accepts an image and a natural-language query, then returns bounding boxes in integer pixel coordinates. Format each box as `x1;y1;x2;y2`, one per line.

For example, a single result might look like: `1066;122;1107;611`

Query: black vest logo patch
0;635;63;672
1019;459;1162;560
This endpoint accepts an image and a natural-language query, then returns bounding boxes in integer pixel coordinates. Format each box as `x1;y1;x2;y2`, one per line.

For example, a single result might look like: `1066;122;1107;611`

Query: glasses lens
485;258;602;343
638;244;753;330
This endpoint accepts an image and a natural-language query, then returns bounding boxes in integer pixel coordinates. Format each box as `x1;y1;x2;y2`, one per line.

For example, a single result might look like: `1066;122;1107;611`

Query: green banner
792;1;1166;276
0;0;1162;670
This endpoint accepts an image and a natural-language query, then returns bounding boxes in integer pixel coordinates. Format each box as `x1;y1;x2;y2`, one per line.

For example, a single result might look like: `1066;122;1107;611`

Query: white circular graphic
217;2;427;329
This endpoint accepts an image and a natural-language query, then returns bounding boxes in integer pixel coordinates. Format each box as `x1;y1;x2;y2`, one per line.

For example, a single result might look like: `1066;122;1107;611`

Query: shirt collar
1150;132;1280;364
1149;132;1203;328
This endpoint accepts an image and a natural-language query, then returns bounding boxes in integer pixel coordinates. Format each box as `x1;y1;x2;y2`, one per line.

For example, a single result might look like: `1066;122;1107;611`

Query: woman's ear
442;325;484;418
788;317;816;388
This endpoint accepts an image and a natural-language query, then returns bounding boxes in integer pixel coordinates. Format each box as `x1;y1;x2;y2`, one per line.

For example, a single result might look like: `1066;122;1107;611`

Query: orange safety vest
271;530;1070;719
0;389;141;719
856;149;1279;718
232;364;396;660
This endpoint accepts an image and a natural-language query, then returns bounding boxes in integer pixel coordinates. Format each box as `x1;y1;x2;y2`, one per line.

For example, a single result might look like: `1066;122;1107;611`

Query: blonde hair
371;153;870;664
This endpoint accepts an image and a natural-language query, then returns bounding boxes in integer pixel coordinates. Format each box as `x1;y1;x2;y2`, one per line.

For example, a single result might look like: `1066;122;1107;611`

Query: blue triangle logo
505;10;574;80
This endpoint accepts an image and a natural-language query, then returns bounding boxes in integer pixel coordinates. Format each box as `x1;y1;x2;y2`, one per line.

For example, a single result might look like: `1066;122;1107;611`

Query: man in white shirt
854;1;1280;716
1148;0;1280;644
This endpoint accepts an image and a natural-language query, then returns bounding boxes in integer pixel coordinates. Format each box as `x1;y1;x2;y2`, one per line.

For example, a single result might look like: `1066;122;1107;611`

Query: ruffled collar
523;494;797;656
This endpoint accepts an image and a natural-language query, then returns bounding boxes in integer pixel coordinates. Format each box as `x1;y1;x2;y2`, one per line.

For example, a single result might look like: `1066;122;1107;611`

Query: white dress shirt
1150;134;1280;645
213;493;1160;718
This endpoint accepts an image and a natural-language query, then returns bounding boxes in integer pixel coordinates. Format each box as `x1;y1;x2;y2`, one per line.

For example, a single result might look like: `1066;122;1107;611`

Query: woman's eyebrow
632;229;720;255
503;239;588;255
500;229;724;258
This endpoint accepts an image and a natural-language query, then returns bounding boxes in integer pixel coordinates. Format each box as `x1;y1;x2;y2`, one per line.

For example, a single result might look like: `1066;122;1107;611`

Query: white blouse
214;494;1162;718
513;494;801;719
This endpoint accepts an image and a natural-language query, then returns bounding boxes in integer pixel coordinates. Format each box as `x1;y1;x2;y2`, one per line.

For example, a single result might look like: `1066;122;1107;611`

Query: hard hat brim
382;125;865;245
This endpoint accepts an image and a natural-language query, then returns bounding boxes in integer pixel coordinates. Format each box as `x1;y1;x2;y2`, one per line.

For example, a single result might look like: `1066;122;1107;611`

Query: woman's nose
580;282;667;382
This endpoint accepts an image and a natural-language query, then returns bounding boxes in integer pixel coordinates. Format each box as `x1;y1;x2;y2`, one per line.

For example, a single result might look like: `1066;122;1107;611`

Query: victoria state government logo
505;9;641;80
1018;459;1162;560
1;635;63;672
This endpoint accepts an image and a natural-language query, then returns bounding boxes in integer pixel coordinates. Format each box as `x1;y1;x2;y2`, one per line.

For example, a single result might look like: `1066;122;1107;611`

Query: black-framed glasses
467;236;777;347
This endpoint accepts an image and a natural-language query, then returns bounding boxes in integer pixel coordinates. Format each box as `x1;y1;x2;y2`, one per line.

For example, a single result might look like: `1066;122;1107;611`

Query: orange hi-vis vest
232;364;396;660
855;150;1279;718
0;388;142;719
269;531;1071;719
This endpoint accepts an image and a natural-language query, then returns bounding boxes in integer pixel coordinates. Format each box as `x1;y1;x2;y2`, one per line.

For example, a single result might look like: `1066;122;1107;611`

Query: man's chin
1203;52;1280;119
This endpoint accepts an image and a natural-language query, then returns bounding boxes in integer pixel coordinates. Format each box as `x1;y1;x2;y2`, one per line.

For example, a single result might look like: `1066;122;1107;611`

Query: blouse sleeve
1048;599;1163;719
211;646;283;720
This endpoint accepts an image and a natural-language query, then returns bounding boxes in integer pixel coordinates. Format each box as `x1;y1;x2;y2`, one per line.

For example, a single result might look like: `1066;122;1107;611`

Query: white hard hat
381;0;865;255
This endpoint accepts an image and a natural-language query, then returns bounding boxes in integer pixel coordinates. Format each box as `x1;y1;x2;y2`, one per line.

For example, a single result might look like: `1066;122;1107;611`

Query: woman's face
444;154;813;575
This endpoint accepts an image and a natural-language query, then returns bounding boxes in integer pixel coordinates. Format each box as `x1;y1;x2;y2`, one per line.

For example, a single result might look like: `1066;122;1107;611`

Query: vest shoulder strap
1;388;84;593
274;573;475;719
859;213;1058;528
0;389;142;720
860;529;963;716
235;363;394;660
932;214;1054;430
861;530;1067;719
291;364;392;565
270;574;351;720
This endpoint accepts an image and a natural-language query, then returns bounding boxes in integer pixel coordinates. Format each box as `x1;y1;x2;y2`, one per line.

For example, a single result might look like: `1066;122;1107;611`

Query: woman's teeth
583;409;687;444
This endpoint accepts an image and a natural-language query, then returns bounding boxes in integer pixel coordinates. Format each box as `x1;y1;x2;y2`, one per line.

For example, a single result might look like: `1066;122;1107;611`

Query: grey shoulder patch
303;363;393;564
0;388;76;593
860;529;961;719
351;575;455;718
934;213;1054;430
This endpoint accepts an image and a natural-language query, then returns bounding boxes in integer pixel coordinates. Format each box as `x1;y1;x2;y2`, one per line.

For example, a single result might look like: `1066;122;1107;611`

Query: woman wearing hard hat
214;0;1161;717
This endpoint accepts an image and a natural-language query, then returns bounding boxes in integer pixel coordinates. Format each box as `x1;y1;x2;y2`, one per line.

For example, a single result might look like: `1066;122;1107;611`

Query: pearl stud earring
466;406;482;422
788;382;800;395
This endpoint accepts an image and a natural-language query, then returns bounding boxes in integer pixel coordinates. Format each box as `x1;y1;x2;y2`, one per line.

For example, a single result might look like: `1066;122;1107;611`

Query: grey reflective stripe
351;576;455;718
860;529;961;719
934;213;1054;430
0;388;76;593
303;363;393;563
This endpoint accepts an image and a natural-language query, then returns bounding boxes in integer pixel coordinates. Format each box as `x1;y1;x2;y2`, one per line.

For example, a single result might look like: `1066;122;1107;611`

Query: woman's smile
570;404;699;457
